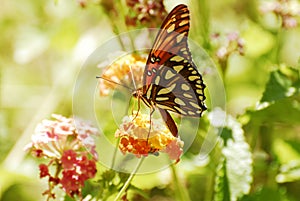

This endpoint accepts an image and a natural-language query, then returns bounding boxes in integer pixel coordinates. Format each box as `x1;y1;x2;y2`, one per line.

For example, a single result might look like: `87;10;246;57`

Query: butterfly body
133;4;206;137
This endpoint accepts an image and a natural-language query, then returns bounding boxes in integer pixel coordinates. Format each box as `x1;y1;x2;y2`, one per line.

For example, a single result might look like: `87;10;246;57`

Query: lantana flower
211;31;245;73
25;114;99;200
98;54;145;96
212;32;245;61
115;111;184;162
125;0;167;28
259;0;300;29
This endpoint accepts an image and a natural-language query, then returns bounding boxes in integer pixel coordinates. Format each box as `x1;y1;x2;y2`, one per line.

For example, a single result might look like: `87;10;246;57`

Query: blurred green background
1;0;300;200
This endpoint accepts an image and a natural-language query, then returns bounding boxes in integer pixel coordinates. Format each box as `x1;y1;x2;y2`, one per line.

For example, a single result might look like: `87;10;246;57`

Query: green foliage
214;157;231;201
186;171;211;201
240;187;291;201
261;67;299;102
1;183;42;201
89;169;151;201
220;128;233;146
241;65;300;200
0;170;44;201
277;160;300;183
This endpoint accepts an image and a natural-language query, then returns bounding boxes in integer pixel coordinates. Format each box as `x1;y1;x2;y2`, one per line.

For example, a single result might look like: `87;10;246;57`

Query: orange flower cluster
115;112;184;162
98;54;146;96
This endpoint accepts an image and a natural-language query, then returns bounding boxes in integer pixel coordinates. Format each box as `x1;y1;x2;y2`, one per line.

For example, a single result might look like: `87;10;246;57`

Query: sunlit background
1;0;300;200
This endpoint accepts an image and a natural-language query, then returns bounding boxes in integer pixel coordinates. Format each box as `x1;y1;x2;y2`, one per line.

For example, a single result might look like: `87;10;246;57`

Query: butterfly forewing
135;4;207;137
143;4;191;91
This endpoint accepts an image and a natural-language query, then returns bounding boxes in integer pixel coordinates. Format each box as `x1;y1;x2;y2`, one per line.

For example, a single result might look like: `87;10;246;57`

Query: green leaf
274;139;300;164
214;157;231;201
285;140;300;155
276;160;300;183
240;187;290;201
0;182;43;201
220;127;233;146
261;71;290;102
260;67;299;103
187;172;210;201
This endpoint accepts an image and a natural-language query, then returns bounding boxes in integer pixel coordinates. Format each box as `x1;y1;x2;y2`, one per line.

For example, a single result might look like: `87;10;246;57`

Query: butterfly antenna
129;65;138;90
96;76;134;92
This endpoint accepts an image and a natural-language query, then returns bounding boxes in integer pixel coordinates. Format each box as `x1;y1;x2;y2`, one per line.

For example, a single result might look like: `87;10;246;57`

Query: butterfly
132;4;207;137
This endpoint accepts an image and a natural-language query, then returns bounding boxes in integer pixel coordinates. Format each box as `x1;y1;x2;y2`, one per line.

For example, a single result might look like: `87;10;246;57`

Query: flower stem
170;163;191;201
46;160;62;201
191;0;211;50
274;29;283;64
115;0;136;51
111;137;120;169
113;157;145;201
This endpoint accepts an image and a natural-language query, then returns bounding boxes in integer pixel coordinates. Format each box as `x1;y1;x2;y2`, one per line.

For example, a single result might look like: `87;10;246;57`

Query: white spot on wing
176;33;185;43
179;20;189;27
165;70;176;80
189;75;198;81
174;106;187;115
181;83;190;91
156;96;169;101
155;76;160;85
170;55;184;62
190;101;201;109
181;13;189;18
175;98;186;106
173;65;184;72
183;93;193;98
196;89;203;94
188;111;195;115
167;24;175;33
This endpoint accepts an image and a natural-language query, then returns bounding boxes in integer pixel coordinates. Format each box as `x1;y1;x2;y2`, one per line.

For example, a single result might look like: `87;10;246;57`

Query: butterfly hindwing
149;55;206;117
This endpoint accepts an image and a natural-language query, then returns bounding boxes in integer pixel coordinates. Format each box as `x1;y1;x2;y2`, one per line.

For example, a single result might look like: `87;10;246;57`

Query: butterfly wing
143;4;191;91
149;55;206;117
142;4;206;117
138;4;206;137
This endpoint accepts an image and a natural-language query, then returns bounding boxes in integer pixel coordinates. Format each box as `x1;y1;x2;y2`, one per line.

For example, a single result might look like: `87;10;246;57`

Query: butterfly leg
146;106;156;144
132;96;141;121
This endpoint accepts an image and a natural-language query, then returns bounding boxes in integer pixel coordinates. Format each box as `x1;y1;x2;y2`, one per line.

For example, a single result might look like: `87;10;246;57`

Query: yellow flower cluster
98;54;146;96
115;111;184;161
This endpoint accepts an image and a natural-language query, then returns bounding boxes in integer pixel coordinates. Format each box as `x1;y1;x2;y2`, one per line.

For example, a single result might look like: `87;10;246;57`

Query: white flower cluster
209;108;253;201
222;116;253;201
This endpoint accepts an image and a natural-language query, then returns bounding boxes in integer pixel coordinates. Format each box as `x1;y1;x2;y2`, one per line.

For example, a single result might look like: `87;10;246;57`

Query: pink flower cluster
25;114;99;199
125;0;167;28
260;0;300;29
39;150;97;198
212;32;245;62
